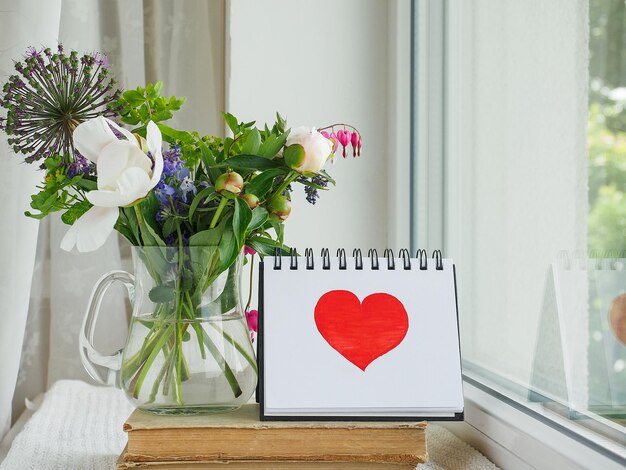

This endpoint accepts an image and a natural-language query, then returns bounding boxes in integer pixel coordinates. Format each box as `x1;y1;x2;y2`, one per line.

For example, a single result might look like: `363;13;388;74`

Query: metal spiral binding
368;249;379;270
305;248;314;270
383;249;395;270
272;247;444;270
273;248;282;269
290;247;298;270
432;250;443;270
353;249;363;270
321;248;331;270
399;249;411;270
337;249;347;270
416;249;427;270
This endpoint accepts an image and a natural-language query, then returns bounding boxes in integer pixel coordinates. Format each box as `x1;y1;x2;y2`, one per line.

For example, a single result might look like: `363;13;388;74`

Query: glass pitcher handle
80;270;135;387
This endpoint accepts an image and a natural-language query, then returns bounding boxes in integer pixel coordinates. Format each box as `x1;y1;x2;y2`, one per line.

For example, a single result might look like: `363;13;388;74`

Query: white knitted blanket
0;380;498;470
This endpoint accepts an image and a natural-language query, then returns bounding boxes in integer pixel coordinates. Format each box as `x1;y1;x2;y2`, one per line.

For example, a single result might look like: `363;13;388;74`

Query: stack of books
116;405;427;469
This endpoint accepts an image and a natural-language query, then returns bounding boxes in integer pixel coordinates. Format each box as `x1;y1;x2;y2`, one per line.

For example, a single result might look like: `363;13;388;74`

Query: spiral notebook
258;249;464;421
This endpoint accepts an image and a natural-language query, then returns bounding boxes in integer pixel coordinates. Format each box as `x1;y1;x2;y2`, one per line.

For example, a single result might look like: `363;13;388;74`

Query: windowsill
444;375;626;470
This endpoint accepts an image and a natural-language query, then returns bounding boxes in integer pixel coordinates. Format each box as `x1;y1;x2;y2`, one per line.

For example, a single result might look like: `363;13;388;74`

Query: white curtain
0;0;63;441
3;0;225;440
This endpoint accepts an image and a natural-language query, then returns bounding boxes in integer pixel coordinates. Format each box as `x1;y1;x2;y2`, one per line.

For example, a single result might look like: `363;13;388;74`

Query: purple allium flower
93;52;109;67
0;44;121;163
26;46;39;58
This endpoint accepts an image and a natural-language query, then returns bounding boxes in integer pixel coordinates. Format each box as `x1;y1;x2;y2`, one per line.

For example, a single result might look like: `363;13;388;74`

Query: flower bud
241;193;260;209
267;194;292;221
215;171;243;195
284;126;333;174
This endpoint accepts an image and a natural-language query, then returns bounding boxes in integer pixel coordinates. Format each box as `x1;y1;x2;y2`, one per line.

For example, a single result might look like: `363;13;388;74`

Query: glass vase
79;246;257;415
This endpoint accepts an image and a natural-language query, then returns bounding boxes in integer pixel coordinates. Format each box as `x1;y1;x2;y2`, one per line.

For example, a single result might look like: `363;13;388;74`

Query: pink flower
336;130;352;158
244;246;256;256
320;131;339;157
350;131;359;157
245;309;258;333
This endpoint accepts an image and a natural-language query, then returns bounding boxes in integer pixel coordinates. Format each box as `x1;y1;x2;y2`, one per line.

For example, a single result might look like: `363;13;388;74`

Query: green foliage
115;81;186;129
25;155;94;223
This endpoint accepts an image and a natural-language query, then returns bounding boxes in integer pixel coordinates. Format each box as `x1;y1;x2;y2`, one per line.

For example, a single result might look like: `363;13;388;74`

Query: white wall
227;0;391;254
447;0;589;387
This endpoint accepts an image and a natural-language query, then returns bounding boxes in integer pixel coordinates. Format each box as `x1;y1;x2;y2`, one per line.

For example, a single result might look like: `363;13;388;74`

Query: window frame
408;0;626;467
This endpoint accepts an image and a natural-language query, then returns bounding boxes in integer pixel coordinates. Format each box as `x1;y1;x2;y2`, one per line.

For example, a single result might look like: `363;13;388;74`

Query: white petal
146;121;164;187
87;167;152;207
286;126;313;147
73;117;117;163
60;206;119;253
117;166;153;201
86;189;130;207
105;117;136;142
300;132;333;173
96;141;151;190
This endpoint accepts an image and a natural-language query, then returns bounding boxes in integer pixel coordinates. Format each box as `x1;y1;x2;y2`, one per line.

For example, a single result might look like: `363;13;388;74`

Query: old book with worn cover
116;447;419;469
121;405;427;466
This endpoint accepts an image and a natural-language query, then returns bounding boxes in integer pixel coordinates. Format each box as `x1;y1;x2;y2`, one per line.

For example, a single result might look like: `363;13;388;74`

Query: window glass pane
427;0;626;453
588;0;626;430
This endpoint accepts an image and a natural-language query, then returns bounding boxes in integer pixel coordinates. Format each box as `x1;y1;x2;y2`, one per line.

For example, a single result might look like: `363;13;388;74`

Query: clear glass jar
80;246;257;415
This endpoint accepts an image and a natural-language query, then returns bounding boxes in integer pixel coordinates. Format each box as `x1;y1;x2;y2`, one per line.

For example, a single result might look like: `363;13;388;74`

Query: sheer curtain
4;0;225;439
0;0;63;442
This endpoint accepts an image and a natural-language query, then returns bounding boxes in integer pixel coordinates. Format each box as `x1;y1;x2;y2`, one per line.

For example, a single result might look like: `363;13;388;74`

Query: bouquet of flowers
0;45;361;409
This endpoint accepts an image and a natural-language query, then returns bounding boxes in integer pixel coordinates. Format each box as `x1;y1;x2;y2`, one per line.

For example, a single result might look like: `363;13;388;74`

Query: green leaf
61;200;92;225
189;186;216;219
319;170;336;185
247;207;269;231
241;129;261;155
198;141;223;183
141;221;166;247
245;168;287;198
189;216;227;246
157;124;196;144
246;236;291;257
233;198;252;247
220;154;282;171
218;228;238;272
123;89;145;106
148;285;176;303
223;112;239;134
257;130;290;158
298;178;330;191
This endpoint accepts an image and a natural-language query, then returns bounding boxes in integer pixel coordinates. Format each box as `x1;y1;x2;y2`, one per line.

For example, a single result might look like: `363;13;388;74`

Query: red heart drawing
314;290;409;371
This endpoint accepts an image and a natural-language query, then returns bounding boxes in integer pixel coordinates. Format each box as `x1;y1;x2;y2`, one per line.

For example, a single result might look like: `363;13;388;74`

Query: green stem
133;325;174;399
210;322;258;375
209;197;228;229
147;343;172;404
245;253;255;313
176;325;184;405
201;333;243;398
184;292;206;359
271;171;299;200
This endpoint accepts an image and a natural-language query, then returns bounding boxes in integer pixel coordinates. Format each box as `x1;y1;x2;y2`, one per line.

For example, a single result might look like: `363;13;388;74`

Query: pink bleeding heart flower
357;137;362;156
350;131;359;157
246;309;258;333
244;246;256;256
320;131;339;157
336;130;351;158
